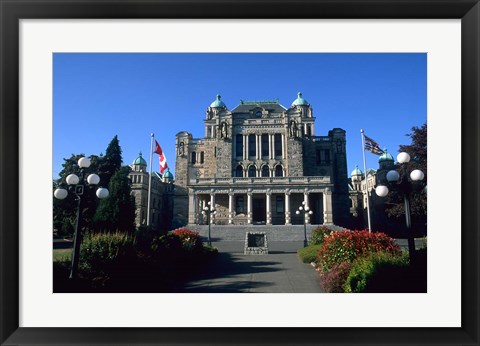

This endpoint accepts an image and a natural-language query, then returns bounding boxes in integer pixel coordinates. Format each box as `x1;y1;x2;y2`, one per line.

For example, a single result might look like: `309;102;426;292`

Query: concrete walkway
179;241;324;293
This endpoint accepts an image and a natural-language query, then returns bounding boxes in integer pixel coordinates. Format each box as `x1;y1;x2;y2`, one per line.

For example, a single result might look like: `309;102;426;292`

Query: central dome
133;152;147;166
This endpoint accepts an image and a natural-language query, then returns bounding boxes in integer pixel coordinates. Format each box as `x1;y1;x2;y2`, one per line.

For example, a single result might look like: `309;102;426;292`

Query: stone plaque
244;231;268;255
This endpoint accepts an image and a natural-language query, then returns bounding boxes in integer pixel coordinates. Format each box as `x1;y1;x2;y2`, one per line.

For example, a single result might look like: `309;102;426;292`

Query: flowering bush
170;228;202;251
319;262;353;293
316;230;401;272
309;225;331;246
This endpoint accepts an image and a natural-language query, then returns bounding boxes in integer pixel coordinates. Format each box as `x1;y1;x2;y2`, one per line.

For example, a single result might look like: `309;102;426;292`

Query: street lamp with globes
54;156;109;279
374;152;426;258
296;201;313;247
201;201;216;247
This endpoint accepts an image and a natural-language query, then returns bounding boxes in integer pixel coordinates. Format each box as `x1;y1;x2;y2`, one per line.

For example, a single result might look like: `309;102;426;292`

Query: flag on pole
364;134;384;155
154;140;168;174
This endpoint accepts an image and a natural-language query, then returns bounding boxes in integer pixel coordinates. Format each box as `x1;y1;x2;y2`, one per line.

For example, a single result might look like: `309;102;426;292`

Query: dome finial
292;92;308;106
210;94;227;108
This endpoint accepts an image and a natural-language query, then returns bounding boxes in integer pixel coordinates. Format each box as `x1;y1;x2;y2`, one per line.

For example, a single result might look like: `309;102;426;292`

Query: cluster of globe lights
375;152;425;197
54;157;109;200
295;201;313;216
201;201;217;216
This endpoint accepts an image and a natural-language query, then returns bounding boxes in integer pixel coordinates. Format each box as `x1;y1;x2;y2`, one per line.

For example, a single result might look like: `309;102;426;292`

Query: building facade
172;93;351;229
129;152;174;230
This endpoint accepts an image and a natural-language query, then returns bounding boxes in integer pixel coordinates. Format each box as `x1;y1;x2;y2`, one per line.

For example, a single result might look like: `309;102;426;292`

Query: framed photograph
1;0;479;345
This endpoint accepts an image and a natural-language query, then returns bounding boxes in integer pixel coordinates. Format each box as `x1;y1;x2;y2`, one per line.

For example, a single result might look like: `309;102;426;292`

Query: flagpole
360;129;372;232
147;133;154;227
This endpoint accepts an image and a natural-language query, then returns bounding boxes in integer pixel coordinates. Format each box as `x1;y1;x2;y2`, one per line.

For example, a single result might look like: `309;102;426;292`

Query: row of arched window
235;164;284;178
191;151;205;164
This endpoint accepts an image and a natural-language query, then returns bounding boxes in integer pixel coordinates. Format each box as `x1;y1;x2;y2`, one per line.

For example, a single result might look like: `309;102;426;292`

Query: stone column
244;134;248;160
210;192;216;224
228;192;234;224
257;134;261;160
266;190;272;225
247;191;253;224
188;191;195;224
285;190;291;225
304;190;310;225
323;188;333;224
269;134;274;159
233;134;236;159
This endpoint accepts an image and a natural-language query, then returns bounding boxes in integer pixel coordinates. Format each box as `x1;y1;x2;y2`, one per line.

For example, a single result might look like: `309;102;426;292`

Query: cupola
210;94;227;108
132;152;147;172
291;92;309;106
378;149;394;163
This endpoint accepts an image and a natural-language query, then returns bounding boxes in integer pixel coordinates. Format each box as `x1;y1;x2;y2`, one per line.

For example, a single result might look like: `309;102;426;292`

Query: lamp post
374;152;426;259
54;156;109;279
201;201;216;247
296;201;313;247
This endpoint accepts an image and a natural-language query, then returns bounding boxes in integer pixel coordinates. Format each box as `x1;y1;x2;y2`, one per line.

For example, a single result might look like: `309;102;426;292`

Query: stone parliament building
172;93;351;229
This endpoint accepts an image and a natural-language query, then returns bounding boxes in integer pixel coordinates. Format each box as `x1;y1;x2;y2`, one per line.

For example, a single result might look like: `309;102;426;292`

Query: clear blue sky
53;53;426;180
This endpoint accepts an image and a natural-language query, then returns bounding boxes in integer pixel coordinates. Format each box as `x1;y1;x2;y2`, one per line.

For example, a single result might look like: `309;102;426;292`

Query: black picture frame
1;1;478;345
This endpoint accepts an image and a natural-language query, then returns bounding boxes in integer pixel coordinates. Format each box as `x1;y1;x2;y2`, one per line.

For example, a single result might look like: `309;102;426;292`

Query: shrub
343;251;409;293
316;230;401;272
309;226;331;246
297;245;323;264
319;262;353;293
79;232;136;277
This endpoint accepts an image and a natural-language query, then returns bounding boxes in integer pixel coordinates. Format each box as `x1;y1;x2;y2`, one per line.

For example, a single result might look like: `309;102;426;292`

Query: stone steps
173;224;347;241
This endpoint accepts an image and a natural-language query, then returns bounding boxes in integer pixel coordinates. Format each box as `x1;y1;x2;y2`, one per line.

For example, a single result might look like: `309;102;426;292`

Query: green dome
133;152;147;166
351;165;363;177
292;92;309;106
378;149;394;162
163;168;173;179
210;94;226;108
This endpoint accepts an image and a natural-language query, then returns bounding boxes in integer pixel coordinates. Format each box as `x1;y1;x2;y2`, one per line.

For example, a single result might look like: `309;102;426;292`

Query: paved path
179;241;324;293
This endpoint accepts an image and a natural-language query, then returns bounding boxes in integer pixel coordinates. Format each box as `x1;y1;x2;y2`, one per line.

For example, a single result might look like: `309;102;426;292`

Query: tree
93;166;136;233
385;123;427;232
97;135;123;187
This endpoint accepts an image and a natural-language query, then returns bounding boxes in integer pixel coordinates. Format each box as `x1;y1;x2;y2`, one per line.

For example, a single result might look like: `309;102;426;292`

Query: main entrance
252;197;266;224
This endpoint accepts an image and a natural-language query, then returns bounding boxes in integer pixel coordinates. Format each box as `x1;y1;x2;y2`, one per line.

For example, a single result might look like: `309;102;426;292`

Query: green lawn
53;248;72;262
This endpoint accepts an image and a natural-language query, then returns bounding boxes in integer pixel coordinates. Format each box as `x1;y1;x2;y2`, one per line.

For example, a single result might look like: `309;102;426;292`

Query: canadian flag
154;140;168;174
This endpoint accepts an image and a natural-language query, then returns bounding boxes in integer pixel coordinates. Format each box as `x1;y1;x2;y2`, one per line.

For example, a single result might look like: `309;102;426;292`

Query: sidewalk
178;241;324;293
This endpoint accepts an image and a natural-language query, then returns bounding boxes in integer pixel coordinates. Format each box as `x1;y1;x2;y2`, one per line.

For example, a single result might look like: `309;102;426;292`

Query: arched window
248;165;257;178
261;165;269;177
275;165;283;177
235;165;244;177
191;151;196;164
200;151;204;164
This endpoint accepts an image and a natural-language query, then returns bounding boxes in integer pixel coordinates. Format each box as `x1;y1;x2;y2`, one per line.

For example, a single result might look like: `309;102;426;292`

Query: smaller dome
378;149;394;162
210;94;226;108
351;165;363;177
163;168;173;179
292;92;309;106
133;152;147;166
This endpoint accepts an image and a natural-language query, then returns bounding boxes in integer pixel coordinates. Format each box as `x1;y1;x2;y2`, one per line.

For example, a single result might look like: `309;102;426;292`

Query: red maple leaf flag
154;140;168;174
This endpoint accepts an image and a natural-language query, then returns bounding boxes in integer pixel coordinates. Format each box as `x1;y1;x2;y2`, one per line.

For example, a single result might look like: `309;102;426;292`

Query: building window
275;165;283;177
307;125;312;137
248;134;256;157
236;196;244;213
191;151;196;164
276;196;284;213
336;139;343;153
248;165;257;177
200;151;204;164
236;134;243;157
255;110;262;117
235;165;243;177
324;149;331;163
261;134;269;157
261;165;269;177
316;149;321;164
274;134;282;157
